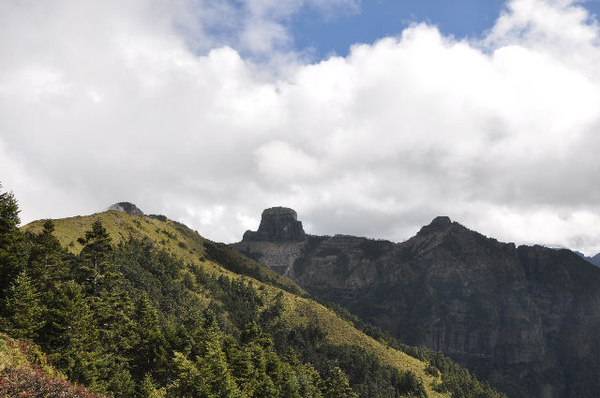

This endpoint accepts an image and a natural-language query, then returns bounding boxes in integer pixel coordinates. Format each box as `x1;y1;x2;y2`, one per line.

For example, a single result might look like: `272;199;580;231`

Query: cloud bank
2;0;600;254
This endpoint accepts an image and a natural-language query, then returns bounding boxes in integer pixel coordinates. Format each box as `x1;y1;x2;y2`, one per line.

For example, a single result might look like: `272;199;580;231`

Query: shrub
0;367;108;397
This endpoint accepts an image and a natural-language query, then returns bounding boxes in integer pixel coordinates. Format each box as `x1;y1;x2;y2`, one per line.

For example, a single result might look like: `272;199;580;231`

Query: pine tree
5;270;44;339
197;329;244;398
43;280;101;385
76;219;119;295
0;183;24;315
297;363;324;398
131;293;168;381
23;219;70;294
323;367;358;398
169;352;210;397
139;373;167;398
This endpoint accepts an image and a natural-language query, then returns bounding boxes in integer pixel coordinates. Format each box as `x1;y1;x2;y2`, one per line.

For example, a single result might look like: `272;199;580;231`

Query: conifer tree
170;352;210;397
0;183;24;313
42;279;102;388
323;367;358;398
24;219;67;286
197;329;244;398
5;270;44;339
76;219;119;294
131;293;168;380
297;363;324;398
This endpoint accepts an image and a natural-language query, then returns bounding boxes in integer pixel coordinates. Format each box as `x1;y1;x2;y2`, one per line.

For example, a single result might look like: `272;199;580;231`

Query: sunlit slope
23;210;449;397
0;333;107;397
23;210;303;294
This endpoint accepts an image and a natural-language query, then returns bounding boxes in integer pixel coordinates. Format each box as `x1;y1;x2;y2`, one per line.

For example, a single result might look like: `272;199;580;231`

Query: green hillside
23;210;304;296
1;187;504;397
1;332;108;397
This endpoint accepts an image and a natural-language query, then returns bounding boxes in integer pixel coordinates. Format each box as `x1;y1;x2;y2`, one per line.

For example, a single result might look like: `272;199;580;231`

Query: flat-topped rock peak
242;206;307;243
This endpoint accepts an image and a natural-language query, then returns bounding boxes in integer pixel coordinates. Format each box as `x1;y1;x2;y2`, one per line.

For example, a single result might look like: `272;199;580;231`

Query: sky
3;0;600;255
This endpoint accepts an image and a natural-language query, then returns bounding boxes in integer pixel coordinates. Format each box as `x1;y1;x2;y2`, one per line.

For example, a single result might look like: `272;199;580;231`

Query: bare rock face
417;215;452;236
231;212;600;398
242;207;307;243
108;202;144;216
231;207;307;277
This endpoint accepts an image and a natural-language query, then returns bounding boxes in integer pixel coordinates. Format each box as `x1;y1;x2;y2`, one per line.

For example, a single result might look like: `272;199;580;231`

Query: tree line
0;184;433;397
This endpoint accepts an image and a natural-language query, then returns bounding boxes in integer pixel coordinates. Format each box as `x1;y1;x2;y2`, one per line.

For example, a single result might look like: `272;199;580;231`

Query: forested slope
0;185;504;397
234;210;600;398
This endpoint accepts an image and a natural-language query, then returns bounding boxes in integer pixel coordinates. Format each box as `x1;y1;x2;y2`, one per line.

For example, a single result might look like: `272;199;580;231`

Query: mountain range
231;207;600;398
581;252;600;267
0;190;504;398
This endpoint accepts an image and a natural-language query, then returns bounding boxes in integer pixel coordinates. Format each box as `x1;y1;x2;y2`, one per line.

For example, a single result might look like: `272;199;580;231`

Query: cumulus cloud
255;141;320;180
173;0;359;57
2;0;600;255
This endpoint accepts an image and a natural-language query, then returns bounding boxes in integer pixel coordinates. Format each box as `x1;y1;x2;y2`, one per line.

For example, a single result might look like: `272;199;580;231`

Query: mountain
571;250;600;267
0;190;505;397
586;253;600;267
107;201;145;216
232;208;600;398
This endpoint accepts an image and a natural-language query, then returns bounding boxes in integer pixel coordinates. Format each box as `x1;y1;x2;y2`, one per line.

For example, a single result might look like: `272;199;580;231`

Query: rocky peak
417;216;453;236
242;207;307;243
108;202;144;216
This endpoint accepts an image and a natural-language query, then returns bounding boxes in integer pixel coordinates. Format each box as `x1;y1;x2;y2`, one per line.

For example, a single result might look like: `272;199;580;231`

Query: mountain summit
242;206;307;243
107;201;144;216
231;207;600;398
417;215;454;236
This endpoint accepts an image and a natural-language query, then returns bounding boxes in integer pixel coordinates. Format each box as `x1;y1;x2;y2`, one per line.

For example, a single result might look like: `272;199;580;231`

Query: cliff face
231;210;600;398
230;207;307;276
242;207;307;243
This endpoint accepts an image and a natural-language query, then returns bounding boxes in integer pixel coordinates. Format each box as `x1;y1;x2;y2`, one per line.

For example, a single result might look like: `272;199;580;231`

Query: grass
23;211;302;294
0;333;62;379
22;210;450;397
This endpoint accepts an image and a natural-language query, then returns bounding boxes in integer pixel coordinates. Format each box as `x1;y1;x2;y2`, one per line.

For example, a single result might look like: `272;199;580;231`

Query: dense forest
0;184;505;398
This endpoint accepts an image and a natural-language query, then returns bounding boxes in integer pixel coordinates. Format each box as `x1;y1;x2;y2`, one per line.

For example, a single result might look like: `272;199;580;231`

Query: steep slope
588;253;600;267
232;210;600;398
24;209;304;295
1;333;107;397
15;207;506;398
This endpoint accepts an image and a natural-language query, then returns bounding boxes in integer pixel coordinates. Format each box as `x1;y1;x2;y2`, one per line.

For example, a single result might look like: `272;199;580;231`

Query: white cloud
255;141;320;180
2;0;600;254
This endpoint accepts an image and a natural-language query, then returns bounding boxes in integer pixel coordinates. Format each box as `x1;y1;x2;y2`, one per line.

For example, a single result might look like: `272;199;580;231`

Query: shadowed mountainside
232;209;600;398
9;203;508;398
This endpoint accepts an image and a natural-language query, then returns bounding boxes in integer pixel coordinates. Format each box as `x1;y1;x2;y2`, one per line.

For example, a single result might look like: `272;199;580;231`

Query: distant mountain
232;208;600;398
588;253;600;267
572;250;600;267
0;189;505;398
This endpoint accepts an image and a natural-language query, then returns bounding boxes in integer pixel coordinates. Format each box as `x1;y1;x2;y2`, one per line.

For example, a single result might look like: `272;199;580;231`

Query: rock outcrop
230;207;307;276
231;209;600;398
242;207;307;243
108;202;144;216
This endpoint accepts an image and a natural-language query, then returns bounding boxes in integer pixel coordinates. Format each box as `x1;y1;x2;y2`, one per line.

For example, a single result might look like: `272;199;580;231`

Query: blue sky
292;0;509;56
3;0;600;254
293;0;600;56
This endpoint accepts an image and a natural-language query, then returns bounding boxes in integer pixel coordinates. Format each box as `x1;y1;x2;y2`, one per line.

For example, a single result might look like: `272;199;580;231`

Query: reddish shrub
0;368;108;398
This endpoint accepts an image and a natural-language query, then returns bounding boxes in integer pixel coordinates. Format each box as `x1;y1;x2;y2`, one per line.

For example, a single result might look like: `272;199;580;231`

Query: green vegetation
1;183;505;398
0;333;108;397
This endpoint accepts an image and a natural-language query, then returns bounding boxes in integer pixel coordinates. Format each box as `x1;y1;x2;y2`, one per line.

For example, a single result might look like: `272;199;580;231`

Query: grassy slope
24;211;301;292
23;211;447;398
1;333;52;376
0;333;108;397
